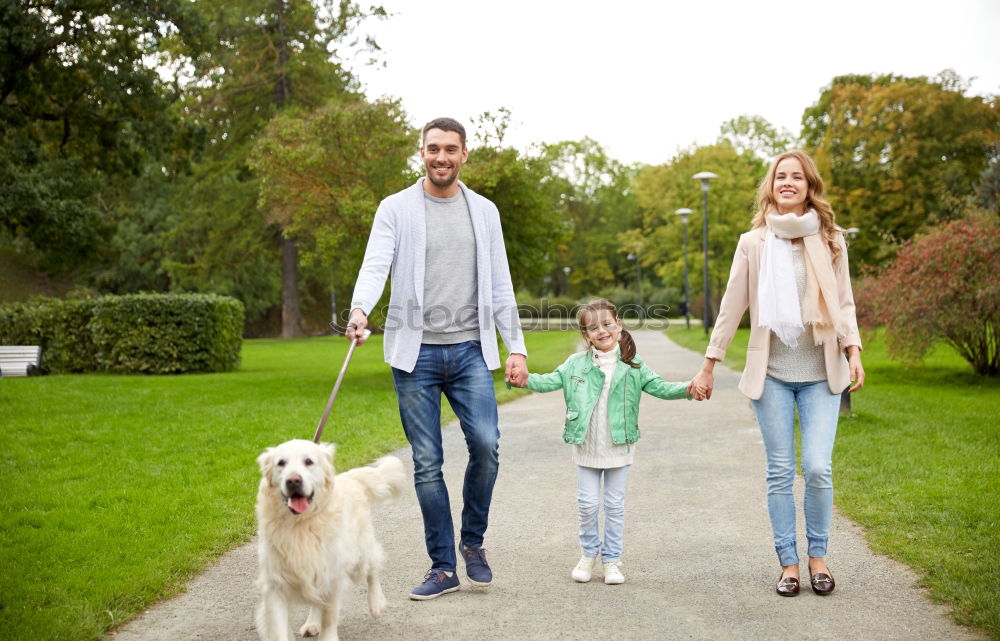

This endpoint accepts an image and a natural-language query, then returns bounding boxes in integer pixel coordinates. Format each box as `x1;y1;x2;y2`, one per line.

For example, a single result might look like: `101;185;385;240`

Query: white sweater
574;347;634;469
350;178;526;373
766;241;827;382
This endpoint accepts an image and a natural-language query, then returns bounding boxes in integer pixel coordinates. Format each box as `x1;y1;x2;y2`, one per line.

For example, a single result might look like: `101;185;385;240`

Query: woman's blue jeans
577;465;630;563
391;340;500;572
751;376;841;566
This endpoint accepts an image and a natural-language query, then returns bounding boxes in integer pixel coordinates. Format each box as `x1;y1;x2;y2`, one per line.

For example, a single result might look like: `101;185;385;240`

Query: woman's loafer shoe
776;576;800;597
810;571;835;595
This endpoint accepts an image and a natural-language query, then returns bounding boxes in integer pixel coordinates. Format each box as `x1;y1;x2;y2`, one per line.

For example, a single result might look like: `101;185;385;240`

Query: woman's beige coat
706;227;862;400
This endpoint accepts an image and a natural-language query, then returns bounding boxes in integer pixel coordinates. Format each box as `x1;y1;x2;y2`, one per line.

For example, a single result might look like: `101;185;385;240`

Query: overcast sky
351;0;1000;166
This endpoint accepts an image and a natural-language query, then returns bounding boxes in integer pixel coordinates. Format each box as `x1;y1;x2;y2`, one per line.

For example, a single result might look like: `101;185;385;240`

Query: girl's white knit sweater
573;346;634;469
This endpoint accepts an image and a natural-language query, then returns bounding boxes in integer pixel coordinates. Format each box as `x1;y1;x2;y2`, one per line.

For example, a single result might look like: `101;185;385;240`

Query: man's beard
427;164;458;188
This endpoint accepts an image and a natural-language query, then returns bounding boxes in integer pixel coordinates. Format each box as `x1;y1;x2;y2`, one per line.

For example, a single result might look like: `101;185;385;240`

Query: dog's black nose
286;475;303;492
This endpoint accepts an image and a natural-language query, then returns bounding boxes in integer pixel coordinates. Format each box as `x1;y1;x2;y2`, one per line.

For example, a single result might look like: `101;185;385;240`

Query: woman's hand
847;347;865;392
689;359;716;400
687;383;709;401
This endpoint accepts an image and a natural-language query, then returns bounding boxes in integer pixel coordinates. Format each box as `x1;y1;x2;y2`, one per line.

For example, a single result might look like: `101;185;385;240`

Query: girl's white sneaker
603;561;625;585
571;555;596;582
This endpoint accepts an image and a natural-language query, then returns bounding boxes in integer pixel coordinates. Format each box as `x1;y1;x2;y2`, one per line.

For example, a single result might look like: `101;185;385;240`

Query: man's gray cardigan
350;178;526;373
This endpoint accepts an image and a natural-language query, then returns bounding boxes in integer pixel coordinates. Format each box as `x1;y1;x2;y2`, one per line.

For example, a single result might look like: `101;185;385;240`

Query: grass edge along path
0;330;580;641
666;324;1000;641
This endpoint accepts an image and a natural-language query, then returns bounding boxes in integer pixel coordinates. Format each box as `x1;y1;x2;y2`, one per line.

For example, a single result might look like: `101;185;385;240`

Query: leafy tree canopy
1;0;205;269
538;138;640;296
159;0;387;329
801;70;1000;266
460;111;567;289
631;141;766;311
249;98;416;291
174;0;377;161
719;114;796;160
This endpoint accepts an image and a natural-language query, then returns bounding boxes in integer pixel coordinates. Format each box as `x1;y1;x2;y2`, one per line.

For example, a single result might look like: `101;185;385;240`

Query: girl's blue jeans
577;465;630;563
751;376;841;567
392;340;500;572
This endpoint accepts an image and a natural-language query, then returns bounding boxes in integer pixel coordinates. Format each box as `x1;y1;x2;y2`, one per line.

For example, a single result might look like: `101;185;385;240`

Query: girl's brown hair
752;149;842;262
577;298;640;368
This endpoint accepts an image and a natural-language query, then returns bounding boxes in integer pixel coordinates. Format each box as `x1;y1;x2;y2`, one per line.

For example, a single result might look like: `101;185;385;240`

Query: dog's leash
313;329;370;443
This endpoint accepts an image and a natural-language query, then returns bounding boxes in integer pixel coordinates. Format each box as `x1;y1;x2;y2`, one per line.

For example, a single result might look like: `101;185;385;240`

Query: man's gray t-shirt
422;192;479;344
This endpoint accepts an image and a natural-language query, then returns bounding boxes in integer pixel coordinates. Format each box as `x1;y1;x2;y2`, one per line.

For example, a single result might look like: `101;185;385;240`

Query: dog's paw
369;591;387;619
299;622;320;637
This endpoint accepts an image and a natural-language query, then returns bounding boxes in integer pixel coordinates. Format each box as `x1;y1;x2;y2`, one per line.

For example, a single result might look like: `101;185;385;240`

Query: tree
802;71;1000;267
631;141;766;319
91;164;177;294
164;0;386;335
161;162;282;323
538;138;641;297
249;98;415;321
461;145;566;289
856;214;1000;375
975;155;1000;214
458;112;566;289
0;0;204;270
719;115;796;160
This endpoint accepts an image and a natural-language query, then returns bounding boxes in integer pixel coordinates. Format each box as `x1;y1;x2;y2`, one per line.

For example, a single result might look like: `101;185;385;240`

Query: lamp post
840;226;860;415
675;208;693;330
692;171;717;335
627;252;643;319
562;266;572;297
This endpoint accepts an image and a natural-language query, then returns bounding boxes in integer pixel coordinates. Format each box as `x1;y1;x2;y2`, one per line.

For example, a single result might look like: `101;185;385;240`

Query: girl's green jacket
527;350;691;446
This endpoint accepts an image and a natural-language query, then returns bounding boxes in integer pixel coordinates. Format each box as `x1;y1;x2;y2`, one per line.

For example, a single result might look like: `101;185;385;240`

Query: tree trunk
275;0;301;337
281;236;302;338
274;0;290;107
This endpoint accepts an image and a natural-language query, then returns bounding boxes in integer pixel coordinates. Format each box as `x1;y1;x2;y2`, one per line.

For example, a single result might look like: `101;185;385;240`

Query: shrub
0;294;244;374
595;286;639;312
596;285;682;321
515;294;580;319
0;298;99;373
858;215;1000;375
89;294;244;373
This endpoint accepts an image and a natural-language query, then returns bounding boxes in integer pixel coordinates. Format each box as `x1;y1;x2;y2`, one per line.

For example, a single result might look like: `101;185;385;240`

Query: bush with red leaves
855;215;1000;375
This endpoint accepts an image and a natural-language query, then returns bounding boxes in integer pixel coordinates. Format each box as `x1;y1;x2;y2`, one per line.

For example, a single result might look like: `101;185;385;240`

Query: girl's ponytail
619;328;640;368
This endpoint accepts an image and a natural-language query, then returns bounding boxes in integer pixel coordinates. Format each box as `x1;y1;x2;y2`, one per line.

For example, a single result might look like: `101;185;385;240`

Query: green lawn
0;330;580;641
666;325;1000;640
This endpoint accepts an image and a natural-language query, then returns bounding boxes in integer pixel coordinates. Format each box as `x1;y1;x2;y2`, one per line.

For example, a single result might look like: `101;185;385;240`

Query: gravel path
109;330;982;640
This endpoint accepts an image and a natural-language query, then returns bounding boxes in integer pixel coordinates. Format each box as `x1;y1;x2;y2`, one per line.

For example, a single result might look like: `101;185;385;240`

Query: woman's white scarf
757;210;847;348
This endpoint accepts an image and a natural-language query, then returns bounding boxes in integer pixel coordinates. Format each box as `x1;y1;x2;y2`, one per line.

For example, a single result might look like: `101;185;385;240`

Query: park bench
0;345;42;377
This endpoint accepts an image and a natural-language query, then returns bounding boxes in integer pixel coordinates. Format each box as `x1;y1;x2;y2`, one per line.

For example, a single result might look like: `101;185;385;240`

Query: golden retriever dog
255;439;406;641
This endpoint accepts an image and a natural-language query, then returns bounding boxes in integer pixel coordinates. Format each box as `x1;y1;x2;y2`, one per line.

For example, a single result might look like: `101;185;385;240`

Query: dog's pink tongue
289;496;309;514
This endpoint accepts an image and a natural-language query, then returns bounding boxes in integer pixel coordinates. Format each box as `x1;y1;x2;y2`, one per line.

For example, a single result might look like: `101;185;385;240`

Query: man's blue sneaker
409;569;461;601
460;542;493;586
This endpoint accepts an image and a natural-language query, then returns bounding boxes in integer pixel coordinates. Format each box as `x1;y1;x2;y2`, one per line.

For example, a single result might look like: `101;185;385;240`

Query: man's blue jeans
751;376;841;567
392;340;500;572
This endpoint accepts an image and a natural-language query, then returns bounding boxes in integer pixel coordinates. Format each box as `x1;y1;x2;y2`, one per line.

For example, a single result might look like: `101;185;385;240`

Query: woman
689;149;865;596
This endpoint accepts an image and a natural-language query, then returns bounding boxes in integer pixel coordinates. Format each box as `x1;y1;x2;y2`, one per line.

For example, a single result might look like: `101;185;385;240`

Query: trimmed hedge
0;294;244;374
0;299;100;372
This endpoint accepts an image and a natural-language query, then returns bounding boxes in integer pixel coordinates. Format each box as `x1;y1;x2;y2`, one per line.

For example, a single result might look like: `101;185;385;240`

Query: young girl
512;298;700;584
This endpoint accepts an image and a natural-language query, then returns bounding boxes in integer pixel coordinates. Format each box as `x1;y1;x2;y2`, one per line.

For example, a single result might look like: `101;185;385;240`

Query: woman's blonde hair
752;149;841;261
577;298;640;368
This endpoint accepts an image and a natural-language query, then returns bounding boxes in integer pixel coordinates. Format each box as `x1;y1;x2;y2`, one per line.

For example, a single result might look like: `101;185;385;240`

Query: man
346;117;528;600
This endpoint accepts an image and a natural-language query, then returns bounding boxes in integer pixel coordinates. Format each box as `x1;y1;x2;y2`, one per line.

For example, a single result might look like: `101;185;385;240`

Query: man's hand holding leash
346;309;370;345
